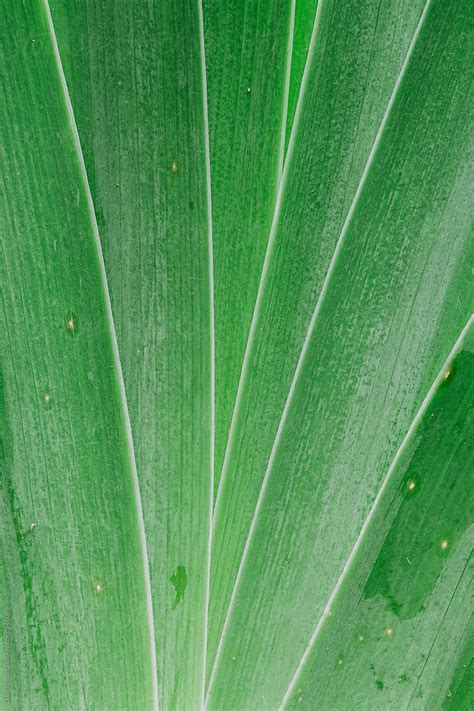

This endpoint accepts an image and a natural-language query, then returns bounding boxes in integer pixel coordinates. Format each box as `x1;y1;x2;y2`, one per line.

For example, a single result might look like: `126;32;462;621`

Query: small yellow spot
440;539;449;550
246;86;251;93
67;318;74;331
170;160;178;174
407;480;415;491
29;522;37;532
385;627;393;637
43;393;52;404
442;367;452;381
358;634;364;642
338;658;343;665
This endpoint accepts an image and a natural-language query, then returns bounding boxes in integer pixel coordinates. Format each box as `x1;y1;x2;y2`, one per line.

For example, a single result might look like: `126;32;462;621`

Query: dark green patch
0;367;50;701
170;565;188;610
363;350;474;620
94;208;106;233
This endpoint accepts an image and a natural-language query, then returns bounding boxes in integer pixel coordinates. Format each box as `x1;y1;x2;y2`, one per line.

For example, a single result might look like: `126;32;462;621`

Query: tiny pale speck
94;579;105;594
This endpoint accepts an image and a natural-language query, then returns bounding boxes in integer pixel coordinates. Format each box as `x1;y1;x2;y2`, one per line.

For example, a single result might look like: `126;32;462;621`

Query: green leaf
284;327;473;708
285;0;318;152
209;0;427;686
0;1;156;707
442;641;474;710
49;1;213;708
202;0;293;483
2;1;472;709
207;1;473;707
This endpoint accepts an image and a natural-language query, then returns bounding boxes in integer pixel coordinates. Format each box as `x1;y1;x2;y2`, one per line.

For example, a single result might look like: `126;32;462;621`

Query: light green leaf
202;0;293;483
207;1;473;707
48;1;213;708
284;326;473;709
0;1;156;707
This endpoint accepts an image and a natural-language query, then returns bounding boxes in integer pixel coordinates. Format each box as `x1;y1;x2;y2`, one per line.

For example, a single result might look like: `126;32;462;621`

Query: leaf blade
1;1;156;706
49;1;214;707
284;325;474;708
284;0;319;152
202;0;294;487
207;1;473;706
209;0;429;687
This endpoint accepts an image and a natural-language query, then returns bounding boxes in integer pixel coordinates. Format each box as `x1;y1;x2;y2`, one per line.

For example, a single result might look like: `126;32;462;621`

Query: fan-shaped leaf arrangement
1;0;472;709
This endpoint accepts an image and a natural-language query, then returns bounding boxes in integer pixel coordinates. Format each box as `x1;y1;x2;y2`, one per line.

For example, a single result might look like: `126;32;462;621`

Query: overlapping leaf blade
208;0;428;684
207;1;473;707
285;0;318;151
285;327;473;708
1;1;471;709
49;1;213;708
202;0;293;484
0;2;156;707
